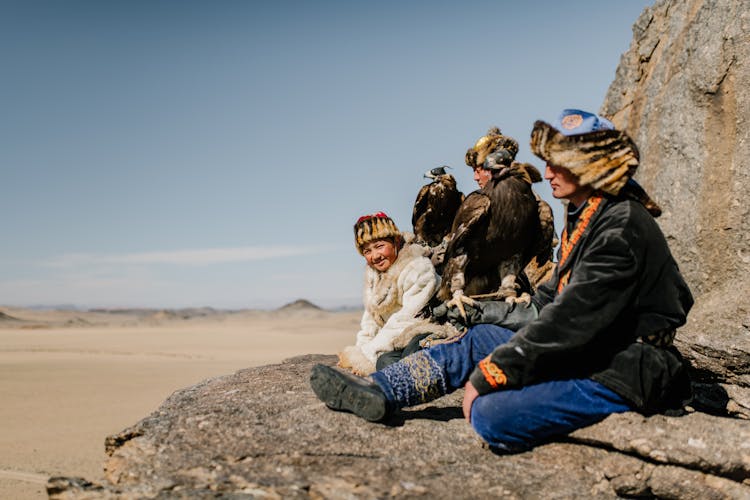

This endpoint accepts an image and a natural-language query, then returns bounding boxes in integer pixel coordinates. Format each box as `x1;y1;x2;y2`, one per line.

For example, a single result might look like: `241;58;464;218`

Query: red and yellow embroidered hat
354;212;401;254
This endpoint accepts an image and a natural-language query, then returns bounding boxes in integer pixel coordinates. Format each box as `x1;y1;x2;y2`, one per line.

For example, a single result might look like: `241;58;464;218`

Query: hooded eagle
412;166;463;247
438;128;555;316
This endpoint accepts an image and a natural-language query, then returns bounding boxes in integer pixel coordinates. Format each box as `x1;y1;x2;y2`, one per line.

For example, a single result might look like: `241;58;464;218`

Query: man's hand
462;380;480;422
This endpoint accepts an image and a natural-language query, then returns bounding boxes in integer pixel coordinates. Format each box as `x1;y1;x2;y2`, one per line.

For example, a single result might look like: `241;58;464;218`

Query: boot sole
310;364;388;422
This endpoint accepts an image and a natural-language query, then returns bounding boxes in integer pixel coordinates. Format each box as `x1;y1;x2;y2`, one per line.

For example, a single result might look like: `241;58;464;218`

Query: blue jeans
372;324;632;451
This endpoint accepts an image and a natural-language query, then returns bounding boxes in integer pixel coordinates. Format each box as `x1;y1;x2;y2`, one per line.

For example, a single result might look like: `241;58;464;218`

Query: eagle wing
509;161;542;185
438;191;491;301
534;194;556;264
445;191;491;254
521;193;558;290
413;175;463;246
412;183;432;236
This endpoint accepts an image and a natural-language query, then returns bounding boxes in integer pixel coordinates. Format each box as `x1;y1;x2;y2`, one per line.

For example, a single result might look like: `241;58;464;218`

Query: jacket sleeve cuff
469;355;509;395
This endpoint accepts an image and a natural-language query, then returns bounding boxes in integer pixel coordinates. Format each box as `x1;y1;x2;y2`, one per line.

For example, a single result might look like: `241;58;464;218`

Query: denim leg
470;378;632;451
371;324;515;408
428;324;515;389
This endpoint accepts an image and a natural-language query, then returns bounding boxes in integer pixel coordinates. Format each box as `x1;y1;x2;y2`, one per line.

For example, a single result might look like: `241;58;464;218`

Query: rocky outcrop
601;0;750;411
48;0;750;498
48;355;750;499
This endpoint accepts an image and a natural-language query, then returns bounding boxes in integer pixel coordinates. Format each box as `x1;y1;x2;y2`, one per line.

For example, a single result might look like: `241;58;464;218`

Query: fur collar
363;233;430;326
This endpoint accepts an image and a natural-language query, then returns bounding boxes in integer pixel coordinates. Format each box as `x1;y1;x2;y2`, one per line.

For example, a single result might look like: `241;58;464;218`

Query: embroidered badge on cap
561;113;584;130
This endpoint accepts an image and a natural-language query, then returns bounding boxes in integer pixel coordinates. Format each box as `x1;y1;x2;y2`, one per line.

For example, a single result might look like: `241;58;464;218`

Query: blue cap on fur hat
553;109;615;136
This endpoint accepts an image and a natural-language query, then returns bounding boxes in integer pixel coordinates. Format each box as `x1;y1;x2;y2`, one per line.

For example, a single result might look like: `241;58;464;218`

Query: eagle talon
447;290;477;321
506;292;531;306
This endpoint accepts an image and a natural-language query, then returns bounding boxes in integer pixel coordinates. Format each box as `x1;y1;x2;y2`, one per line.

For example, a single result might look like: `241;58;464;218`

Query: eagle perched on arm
412;166;463;248
438;127;555;317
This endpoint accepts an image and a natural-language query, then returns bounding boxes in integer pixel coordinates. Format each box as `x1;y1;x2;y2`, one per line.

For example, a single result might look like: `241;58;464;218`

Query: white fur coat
339;235;439;374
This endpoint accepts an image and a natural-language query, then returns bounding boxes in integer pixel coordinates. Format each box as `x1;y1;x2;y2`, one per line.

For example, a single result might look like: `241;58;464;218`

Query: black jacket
469;195;694;412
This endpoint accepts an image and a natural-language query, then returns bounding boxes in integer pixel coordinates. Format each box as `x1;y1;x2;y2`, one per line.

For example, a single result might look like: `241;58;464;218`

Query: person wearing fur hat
465;126;520;189
337;212;439;376
311;110;693;452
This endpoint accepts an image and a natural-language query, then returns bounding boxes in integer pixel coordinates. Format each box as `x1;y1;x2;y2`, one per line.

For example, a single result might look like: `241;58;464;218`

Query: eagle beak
423;169;436;179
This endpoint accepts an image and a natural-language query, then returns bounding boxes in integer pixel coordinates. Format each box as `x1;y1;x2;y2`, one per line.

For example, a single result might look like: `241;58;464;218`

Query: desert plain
0;301;357;499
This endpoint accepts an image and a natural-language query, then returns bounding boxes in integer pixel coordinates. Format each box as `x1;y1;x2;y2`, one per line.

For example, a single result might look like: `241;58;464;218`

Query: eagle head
424;165;451;179
483;150;514;171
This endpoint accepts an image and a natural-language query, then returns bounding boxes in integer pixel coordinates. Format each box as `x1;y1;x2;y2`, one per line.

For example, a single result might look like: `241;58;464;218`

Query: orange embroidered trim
557;269;571;292
478;355;507;389
557;194;604;293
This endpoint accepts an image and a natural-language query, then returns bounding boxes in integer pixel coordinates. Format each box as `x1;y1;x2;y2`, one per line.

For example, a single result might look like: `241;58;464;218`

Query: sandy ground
0;307;359;499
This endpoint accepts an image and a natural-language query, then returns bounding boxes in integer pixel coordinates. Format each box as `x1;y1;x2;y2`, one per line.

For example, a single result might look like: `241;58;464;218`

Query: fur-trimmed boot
371;350;448;407
310;350;450;422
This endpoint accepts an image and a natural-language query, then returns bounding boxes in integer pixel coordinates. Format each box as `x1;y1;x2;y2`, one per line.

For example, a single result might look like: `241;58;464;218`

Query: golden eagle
524;192;557;289
411;166;463;247
438;129;555;317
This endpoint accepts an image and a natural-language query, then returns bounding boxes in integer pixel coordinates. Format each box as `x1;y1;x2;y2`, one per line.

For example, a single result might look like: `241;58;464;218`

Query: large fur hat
354;212;401;254
530;110;638;196
530;109;661;216
465;127;519;169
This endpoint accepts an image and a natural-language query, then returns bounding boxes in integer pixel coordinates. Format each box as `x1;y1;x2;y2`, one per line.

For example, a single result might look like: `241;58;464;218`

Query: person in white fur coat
338;212;439;376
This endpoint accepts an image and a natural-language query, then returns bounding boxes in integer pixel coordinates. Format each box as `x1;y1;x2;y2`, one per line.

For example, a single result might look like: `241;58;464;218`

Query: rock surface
48;0;750;498
601;0;750;395
47;355;750;499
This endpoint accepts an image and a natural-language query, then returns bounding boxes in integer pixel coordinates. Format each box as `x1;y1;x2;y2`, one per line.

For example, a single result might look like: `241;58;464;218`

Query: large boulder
48;355;750;499
601;0;750;390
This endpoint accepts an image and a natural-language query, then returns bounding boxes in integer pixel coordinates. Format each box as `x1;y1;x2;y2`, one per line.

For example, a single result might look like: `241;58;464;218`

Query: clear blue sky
0;0;652;309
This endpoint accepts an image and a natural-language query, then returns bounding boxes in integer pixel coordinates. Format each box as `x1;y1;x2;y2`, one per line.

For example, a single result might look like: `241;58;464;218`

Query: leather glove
430;301;450;321
457;301;510;326
496;301;538;331
432;299;538;330
430;300;498;327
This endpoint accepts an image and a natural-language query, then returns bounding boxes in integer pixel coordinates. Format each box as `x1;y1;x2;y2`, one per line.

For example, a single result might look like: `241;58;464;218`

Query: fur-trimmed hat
354;212;401;253
530;110;638;196
465;127;519;169
530;109;662;216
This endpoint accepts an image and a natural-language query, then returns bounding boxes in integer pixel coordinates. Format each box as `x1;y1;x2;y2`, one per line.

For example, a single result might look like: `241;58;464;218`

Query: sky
0;0;653;310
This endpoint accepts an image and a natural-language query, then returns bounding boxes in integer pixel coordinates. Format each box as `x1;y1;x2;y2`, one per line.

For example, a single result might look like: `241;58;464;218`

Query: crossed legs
311;324;631;451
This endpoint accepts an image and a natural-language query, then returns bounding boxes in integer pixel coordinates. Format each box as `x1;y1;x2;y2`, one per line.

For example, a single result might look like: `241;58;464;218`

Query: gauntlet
432;299;538;330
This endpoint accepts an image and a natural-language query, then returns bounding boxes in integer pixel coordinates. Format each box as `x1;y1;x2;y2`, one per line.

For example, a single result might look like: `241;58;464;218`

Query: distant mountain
26;304;83;311
276;299;323;312
0;311;20;321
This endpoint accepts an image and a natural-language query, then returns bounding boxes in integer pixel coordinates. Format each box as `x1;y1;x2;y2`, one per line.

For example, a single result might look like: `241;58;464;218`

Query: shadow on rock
691;382;731;416
389;405;464;425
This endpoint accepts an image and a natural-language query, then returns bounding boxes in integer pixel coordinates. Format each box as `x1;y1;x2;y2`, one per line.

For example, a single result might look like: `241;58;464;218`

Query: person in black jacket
309;109;694;451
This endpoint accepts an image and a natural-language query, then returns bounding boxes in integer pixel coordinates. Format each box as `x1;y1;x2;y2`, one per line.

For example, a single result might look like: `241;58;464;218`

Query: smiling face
473;166;492;189
362;238;399;272
544;163;593;207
